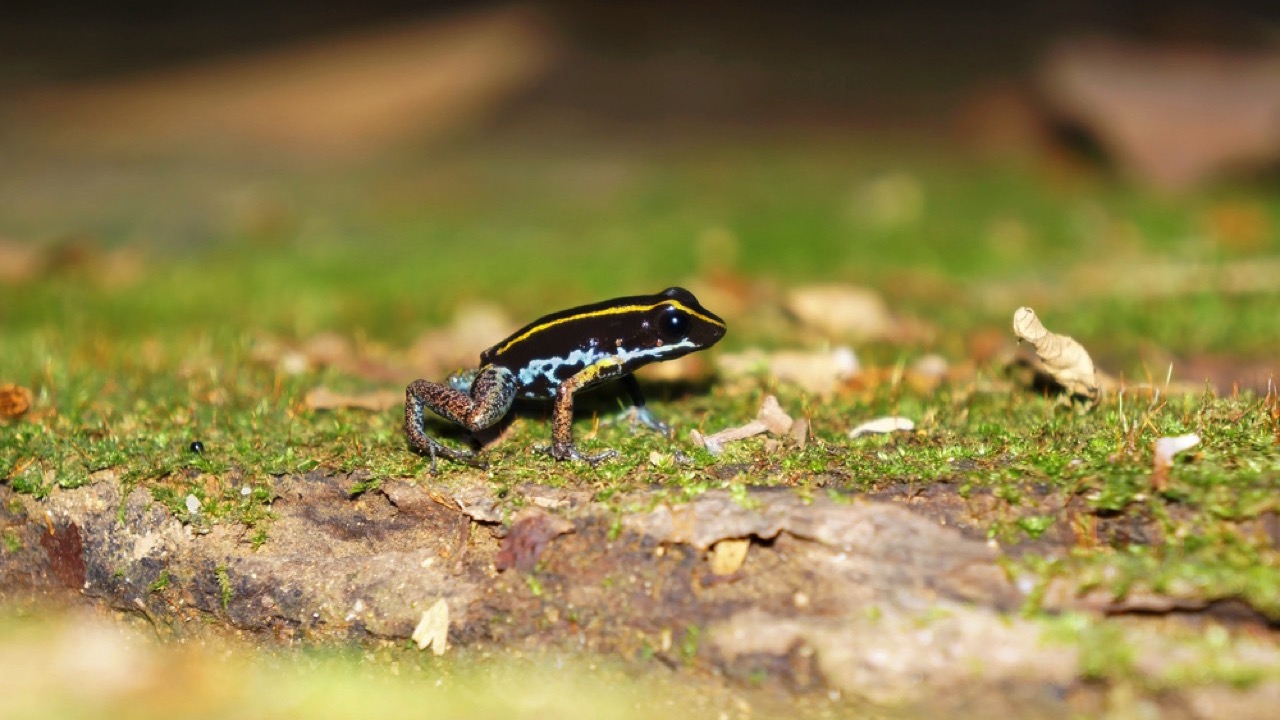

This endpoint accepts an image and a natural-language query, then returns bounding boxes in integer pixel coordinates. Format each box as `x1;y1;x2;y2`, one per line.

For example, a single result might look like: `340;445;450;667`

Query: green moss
679;624;701;664
216;565;233;611
2;138;1279;685
2;529;20;553
525;574;544;598
148;570;172;594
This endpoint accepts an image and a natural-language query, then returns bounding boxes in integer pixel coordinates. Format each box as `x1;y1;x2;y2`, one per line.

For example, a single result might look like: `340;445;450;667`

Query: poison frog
405;286;726;469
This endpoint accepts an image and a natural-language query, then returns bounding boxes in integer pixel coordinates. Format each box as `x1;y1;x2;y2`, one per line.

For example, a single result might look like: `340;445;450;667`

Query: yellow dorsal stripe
493;300;725;357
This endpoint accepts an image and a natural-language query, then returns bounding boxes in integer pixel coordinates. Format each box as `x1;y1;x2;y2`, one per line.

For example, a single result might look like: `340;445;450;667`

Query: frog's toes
611;406;671;436
540;442;618;465
417;443;487;472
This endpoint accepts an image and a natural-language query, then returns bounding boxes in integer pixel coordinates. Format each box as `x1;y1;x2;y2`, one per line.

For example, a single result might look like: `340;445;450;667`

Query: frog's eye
657;305;690;340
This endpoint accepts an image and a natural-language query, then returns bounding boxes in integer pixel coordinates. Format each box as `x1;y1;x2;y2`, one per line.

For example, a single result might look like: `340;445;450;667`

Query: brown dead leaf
755;395;794;435
692;395;795;456
494;508;575;573
0;384;34;419
788;418;809;449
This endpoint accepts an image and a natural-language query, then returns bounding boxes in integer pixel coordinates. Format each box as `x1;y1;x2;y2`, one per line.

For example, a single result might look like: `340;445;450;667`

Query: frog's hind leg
405;366;517;471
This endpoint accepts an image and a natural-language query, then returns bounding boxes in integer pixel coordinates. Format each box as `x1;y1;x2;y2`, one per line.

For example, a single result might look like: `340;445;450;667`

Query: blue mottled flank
517;339;697;398
447;369;479;393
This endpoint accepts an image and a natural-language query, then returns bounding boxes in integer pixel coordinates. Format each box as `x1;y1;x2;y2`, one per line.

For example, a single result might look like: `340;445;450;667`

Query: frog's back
479;294;650;398
480;287;725;400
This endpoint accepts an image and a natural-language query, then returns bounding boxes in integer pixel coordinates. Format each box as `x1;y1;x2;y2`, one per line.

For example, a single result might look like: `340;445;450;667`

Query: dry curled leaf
411;598;450;655
692;395;795;456
756;395;794;435
1012;307;1099;405
1151;433;1200;491
788;418;810;450
0;383;34;419
849;416;915;438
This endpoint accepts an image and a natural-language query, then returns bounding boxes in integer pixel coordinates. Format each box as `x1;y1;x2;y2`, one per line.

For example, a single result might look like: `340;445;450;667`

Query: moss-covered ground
3;137;1280;713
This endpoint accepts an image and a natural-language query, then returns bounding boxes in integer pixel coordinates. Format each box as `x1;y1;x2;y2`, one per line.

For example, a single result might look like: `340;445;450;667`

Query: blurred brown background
3;0;1280;265
3;1;1279;162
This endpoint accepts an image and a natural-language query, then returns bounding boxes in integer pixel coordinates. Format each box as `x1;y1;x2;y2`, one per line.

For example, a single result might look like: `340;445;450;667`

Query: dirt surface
3;472;1280;718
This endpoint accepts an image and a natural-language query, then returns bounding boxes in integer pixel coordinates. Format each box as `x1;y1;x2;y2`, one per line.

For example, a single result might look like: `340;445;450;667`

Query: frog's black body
405;287;726;469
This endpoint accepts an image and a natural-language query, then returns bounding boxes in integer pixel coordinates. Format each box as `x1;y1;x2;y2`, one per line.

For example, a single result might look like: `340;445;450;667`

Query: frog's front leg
615;373;671;435
405;365;517;471
546;357;629;464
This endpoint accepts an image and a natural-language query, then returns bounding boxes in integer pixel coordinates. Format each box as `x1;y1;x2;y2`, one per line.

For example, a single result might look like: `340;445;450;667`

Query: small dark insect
189;441;205;454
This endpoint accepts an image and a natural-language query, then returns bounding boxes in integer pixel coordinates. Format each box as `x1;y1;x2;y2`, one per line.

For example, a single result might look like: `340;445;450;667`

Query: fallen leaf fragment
1012;306;1100;405
788;418;810;450
692;395;795;456
0;383;34;418
1151;433;1200;491
849;416;915;438
756;395;794;435
689;430;722;455
708;538;750;576
305;386;402;412
411;598;450;655
494;508;575;572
